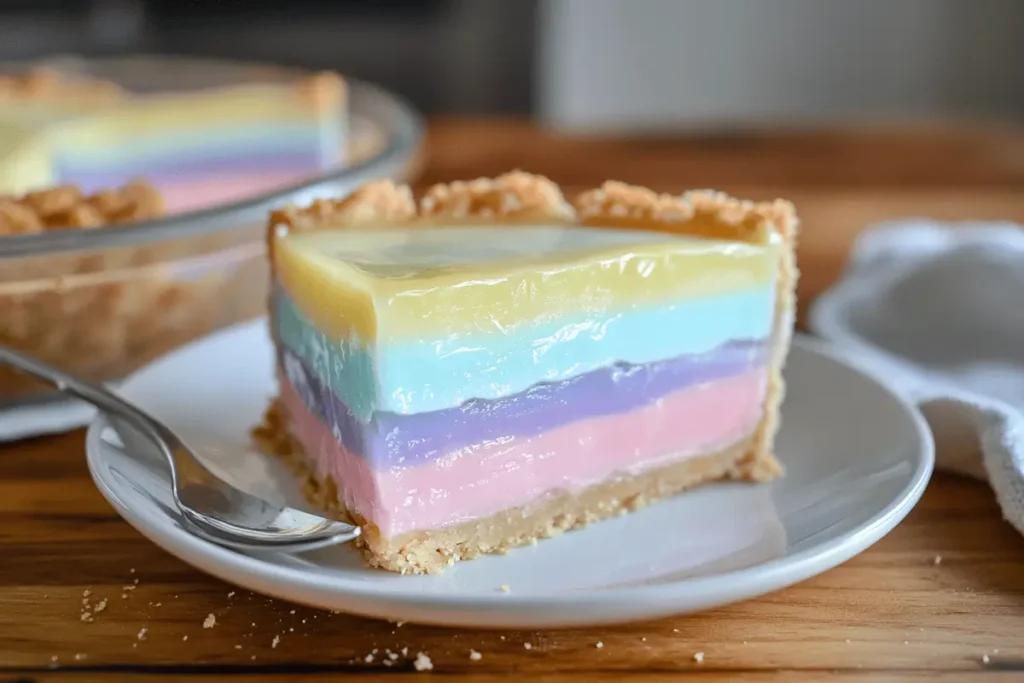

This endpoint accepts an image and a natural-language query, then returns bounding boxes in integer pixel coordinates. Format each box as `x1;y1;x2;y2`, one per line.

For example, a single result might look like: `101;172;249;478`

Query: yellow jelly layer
273;224;782;344
0;79;345;196
57;84;336;150
0;121;55;195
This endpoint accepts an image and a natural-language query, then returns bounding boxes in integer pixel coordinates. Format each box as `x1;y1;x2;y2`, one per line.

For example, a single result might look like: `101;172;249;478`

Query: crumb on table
413;652;433;671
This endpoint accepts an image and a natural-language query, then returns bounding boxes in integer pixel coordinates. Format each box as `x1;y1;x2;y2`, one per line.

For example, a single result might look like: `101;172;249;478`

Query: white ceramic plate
85;320;933;629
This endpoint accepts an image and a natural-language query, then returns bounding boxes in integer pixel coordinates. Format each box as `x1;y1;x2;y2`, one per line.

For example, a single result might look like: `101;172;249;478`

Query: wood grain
3;119;1024;682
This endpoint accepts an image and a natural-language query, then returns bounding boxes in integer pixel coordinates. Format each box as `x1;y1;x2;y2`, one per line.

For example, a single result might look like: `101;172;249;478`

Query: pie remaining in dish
0;67;347;213
0;65;345;406
254;172;799;574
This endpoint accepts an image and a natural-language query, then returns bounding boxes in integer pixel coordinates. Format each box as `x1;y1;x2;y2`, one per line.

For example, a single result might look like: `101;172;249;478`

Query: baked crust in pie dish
0;181;266;404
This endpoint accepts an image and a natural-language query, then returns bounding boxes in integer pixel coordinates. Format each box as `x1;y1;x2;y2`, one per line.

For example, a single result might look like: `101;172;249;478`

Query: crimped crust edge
0;179;165;236
266;171;797;248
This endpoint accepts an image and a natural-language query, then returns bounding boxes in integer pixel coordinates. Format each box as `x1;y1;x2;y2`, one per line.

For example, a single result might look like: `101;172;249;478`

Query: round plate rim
85;331;935;628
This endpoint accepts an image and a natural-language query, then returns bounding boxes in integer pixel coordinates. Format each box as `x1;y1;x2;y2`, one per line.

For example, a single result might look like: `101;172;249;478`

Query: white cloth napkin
809;220;1024;537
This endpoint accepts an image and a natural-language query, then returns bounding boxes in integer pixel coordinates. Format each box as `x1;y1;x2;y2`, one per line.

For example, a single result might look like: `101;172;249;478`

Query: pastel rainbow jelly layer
270;224;782;538
0;76;346;212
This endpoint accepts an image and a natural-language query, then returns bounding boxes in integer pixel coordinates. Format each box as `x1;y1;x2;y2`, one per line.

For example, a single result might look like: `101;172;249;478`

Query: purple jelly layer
279;338;768;469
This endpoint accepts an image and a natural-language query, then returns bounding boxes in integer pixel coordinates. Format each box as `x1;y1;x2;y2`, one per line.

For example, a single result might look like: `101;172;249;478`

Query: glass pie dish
0;56;424;410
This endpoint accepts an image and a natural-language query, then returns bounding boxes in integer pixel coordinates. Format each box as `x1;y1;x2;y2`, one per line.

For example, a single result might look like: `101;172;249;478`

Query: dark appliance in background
0;0;537;114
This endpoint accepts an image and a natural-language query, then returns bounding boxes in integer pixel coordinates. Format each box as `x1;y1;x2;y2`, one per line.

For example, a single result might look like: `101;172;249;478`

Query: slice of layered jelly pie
254;172;799;574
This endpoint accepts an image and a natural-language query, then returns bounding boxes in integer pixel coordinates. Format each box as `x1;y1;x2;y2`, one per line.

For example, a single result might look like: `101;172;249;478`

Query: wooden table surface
4;119;1024;682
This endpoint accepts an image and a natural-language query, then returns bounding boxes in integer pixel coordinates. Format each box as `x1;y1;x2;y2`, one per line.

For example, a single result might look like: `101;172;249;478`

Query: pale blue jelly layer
274;283;776;420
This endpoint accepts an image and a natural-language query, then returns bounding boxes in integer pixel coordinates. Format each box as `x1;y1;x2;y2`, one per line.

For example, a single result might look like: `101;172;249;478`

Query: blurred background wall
538;0;1024;132
1;0;1021;128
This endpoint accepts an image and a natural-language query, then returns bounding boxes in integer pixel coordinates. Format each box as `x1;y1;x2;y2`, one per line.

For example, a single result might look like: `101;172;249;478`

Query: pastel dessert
0;68;346;213
254;172;798;574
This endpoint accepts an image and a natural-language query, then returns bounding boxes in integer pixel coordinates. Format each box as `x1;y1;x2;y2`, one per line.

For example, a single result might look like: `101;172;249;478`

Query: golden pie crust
0;66;346;112
268;170;795;239
0;67;127;106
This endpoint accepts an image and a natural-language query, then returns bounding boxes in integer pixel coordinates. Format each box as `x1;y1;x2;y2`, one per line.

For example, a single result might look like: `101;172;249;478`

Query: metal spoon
0;345;360;554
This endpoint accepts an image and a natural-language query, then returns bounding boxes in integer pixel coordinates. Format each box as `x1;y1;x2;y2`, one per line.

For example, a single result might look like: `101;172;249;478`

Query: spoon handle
3;346;362;550
0;345;180;456
1;346;153;425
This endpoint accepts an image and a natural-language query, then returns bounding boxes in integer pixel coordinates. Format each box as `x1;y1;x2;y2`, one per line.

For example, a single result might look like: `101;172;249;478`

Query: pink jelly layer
279;369;768;536
160;171;313;212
